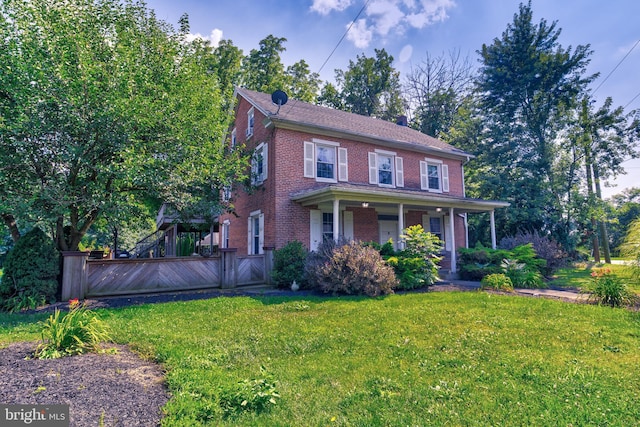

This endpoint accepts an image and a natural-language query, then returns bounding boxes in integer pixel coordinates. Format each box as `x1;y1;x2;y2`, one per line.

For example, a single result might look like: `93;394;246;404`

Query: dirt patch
0;342;169;426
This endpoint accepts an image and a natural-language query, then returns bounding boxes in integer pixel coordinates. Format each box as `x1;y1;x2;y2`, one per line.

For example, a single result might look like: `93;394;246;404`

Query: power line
284;0;370;114
592;38;640;95
623;90;640;110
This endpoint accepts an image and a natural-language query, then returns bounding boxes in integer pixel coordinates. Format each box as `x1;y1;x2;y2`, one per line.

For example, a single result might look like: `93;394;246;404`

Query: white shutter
338;147;348;182
262;143;268;182
304;141;315;178
258;213;264;254
247;217;252;255
395;157;404;187
444;215;452;251
368;152;378;184
420;161;428;190
310;210;322;251
442;164;449;192
343;211;354;240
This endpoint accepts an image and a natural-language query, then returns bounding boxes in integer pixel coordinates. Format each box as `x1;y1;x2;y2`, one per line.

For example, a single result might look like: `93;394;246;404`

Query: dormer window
246;107;254;138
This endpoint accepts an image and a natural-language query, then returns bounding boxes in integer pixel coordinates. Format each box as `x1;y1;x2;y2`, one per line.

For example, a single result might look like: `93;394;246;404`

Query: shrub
500;257;545;289
0;227;60;312
35;300;111;359
620;218;640;284
458;244;547;285
458;245;510;281
311;241;397;296
271;241;308;289
499;231;567;275
480;273;514;292
588;268;633;308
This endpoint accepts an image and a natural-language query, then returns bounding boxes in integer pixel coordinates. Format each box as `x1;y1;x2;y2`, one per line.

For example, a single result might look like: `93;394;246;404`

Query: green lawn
1;292;639;426
550;262;640;295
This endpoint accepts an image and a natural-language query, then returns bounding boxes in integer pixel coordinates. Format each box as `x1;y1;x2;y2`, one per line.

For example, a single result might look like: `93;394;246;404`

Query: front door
379;221;399;247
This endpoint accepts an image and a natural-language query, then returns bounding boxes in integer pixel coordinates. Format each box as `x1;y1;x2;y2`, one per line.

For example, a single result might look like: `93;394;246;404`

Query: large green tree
241;35;289;94
472;1;594;245
0;0;246;251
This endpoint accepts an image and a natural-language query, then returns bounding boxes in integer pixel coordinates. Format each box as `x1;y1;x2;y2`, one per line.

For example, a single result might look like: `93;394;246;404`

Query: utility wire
623;90;640;110
592;38;640;95
283;0;370;114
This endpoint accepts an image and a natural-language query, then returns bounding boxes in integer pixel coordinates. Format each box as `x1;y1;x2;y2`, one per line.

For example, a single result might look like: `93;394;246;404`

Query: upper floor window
251;142;268;185
420;158;449;192
368;150;404;188
304;139;348;182
231;128;237;148
221;185;232;202
246;107;254;138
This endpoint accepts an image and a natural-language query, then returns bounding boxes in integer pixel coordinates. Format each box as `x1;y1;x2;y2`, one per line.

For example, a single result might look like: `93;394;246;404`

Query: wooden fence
61;248;273;300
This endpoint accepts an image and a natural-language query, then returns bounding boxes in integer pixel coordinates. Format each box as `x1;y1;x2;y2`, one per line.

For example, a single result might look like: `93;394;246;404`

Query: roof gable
235;87;472;160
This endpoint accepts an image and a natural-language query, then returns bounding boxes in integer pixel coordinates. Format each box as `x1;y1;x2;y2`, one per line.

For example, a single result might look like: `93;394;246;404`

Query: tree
473;1;594;246
0;0;247;251
404;50;475;138
286;60;321;103
330;48;405;121
241;35;288;94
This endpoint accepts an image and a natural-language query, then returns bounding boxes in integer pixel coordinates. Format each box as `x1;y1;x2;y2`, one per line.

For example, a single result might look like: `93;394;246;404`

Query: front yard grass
1;291;639;426
550;262;640;295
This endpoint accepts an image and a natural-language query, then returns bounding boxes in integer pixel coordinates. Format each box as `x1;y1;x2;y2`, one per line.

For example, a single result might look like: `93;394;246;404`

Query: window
368;150;404;187
231;128;237;148
221;185;232;202
221;220;230;249
251;142;268;185
420;158;449;192
304;139;348;182
322;213;334;241
246;107;254;138
429;217;443;241
247;211;264;255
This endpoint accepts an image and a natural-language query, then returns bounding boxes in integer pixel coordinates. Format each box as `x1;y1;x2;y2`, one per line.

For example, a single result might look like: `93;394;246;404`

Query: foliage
322;48;404;121
499;231;566;275
620;218;640;283
311;241;397;296
480;273;514;292
500;258;545;289
35;300;111;359
0;0;247;251
271;241;308;289
588;268;633;308
0;227;59;312
457;245;511;281
219;367;280;417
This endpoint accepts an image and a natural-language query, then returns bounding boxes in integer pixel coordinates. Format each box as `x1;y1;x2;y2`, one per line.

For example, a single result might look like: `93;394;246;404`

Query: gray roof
235;87;472;160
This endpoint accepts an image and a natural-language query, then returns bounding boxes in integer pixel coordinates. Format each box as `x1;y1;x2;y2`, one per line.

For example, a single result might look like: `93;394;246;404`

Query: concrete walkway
433;279;590;302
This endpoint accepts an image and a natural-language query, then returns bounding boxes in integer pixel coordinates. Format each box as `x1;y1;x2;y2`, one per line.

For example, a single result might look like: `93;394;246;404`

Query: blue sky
146;0;639;197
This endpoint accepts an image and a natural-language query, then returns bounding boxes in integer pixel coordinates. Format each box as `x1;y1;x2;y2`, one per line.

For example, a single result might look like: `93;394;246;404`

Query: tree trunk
585;156;600;262
593;163;612;263
1;213;21;243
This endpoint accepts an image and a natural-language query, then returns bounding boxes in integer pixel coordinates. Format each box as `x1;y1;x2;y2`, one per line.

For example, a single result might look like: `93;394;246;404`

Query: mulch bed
0;342;169;426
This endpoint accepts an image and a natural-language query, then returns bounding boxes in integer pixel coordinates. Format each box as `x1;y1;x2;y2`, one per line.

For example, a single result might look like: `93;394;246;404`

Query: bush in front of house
386;225;442;290
0;227;60;312
499;231;567;275
271;240;308;289
480;273;514;292
457;245;510;281
309;240;398;297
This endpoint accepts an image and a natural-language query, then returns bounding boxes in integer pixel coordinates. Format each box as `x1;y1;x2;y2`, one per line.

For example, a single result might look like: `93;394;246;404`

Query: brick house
217;87;508;274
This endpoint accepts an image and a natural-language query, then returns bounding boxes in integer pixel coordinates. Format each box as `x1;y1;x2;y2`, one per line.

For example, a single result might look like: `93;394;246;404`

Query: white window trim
369;150;404;188
420;157;448;193
246;107;254;138
247;210;264;255
304;140;347;183
231;128;237;148
251;142;268;185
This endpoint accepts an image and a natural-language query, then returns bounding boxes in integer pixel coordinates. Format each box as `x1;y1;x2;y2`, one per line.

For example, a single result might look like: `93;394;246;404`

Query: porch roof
290;184;509;213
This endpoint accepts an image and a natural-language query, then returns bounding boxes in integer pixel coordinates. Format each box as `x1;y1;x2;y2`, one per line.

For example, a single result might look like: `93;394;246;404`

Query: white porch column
448;207;456;274
398;203;405;250
490;210;497;249
333;199;340;242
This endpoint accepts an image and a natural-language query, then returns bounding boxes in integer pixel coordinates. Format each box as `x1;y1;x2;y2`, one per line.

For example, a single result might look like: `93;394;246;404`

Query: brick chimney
396;115;408;126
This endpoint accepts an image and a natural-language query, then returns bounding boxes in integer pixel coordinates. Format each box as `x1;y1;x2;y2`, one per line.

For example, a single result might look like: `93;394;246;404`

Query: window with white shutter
303;139;346;183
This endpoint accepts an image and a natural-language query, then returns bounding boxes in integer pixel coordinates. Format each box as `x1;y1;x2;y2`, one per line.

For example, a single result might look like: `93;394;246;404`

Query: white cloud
339;0;456;48
346;18;373;49
399;44;413;62
310;0;353;15
185;28;224;47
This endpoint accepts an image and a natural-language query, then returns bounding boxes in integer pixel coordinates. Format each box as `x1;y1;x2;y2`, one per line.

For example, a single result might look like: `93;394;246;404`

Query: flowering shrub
589;268;632;308
35;300;111;359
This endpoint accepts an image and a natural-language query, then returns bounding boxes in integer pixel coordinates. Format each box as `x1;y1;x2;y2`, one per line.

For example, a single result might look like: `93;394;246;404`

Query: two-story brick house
218;87;508;274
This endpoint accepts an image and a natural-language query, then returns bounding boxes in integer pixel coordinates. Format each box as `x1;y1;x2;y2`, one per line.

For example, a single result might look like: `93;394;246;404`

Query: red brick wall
223;95;470;254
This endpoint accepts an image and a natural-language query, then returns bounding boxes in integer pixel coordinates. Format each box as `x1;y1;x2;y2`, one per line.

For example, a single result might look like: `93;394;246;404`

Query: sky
145;0;639;198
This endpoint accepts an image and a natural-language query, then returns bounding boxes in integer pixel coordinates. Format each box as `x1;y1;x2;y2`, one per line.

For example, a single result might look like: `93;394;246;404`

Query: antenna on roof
271;90;288;114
